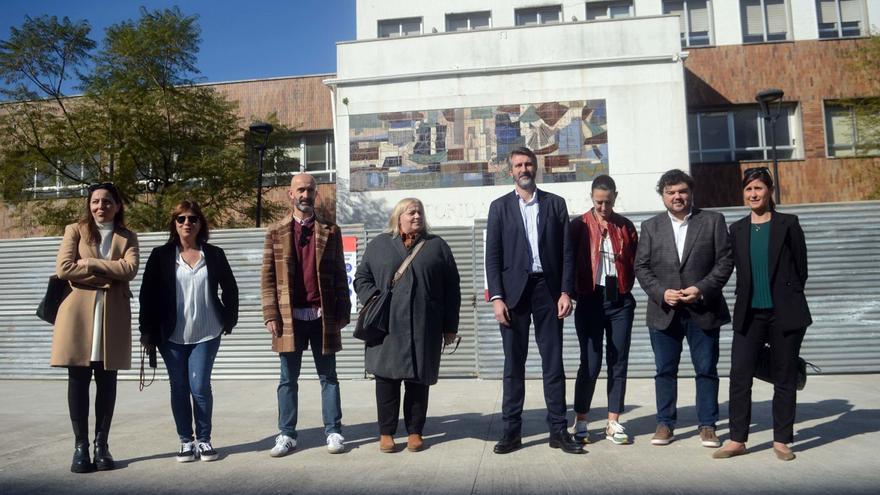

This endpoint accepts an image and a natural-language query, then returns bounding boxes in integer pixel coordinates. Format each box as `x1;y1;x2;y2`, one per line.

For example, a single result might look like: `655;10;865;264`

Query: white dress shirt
169;248;223;344
668;209;693;262
90;222;114;362
595;233;618;285
518;190;543;274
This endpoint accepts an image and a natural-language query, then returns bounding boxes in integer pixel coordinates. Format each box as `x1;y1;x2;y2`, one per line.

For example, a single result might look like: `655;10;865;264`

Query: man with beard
485;146;582;455
261;173;351;456
635;169;733;449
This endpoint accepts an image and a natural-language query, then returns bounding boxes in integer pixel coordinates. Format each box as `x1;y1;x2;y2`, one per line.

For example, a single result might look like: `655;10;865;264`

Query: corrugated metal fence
1;202;878;380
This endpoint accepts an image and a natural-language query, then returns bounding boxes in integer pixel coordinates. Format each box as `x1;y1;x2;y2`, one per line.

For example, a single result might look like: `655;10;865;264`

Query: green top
750;222;773;309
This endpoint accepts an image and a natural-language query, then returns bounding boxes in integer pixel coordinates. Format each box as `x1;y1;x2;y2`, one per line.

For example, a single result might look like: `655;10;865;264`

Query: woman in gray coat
354;198;461;453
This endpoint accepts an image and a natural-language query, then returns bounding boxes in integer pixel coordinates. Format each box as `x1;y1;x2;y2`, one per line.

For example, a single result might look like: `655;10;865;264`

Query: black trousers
500;275;567;435
375;375;429;435
573;291;635;415
68;362;118;446
728;310;805;443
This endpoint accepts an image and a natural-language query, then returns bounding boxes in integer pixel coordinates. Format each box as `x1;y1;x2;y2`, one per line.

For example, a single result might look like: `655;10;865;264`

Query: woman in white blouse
139;200;238;463
52;182;139;473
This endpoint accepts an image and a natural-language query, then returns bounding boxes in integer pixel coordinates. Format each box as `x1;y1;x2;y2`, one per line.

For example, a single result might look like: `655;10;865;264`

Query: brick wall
685;39;879;206
212;74;335;132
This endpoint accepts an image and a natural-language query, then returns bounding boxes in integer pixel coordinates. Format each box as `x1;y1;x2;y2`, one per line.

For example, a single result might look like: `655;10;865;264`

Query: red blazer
570;209;638;298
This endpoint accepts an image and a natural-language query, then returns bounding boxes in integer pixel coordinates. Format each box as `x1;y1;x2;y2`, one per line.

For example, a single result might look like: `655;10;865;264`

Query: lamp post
755;88;784;205
249;122;274;227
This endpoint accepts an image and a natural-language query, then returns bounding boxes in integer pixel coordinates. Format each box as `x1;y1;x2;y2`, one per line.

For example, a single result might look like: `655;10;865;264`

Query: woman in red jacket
569;175;638;445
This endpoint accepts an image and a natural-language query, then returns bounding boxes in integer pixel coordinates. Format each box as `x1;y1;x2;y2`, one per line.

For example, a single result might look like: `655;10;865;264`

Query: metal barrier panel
2;202;879;379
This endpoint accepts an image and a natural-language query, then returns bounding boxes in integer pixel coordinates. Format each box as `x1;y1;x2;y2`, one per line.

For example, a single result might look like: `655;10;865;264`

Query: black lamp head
249;122;274;135
249;122;274;150
756;88;784;118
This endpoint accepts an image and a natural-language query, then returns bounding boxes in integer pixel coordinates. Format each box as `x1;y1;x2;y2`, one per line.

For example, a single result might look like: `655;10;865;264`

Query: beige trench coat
50;222;140;370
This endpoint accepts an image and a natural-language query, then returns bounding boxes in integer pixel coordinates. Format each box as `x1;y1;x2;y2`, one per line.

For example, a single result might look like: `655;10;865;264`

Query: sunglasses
175;215;200;225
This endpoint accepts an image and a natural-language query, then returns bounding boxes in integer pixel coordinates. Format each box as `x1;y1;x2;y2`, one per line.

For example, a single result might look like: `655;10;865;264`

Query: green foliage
843;35;880;199
0;8;284;232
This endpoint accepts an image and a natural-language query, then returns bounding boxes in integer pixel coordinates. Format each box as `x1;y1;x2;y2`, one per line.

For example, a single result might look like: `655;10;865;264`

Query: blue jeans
649;312;720;429
277;319;342;438
158;336;222;443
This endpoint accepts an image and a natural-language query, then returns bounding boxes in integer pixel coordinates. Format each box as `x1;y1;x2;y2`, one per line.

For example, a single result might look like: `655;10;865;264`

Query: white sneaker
605;420;630;445
326;433;345;454
176;441;196;463
571;419;589;444
196;441;219;461
270;434;297;457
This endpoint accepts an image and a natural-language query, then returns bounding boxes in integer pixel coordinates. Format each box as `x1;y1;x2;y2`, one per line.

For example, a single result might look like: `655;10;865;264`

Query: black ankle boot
71;443;95;473
94;433;115;471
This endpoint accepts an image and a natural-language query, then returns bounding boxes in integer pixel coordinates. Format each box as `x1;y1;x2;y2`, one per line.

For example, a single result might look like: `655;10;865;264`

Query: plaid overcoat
261;214;351;354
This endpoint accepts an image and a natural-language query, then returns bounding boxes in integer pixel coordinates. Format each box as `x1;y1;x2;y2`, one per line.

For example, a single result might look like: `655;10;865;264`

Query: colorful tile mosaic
349;100;608;192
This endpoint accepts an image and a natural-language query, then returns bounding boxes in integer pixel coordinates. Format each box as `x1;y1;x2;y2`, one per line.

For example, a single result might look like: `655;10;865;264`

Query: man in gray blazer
635;169;733;448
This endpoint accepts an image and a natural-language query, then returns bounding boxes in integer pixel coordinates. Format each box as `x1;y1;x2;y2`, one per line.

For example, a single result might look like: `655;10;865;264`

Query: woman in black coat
354;198;461;453
139;200;238;462
714;168;811;461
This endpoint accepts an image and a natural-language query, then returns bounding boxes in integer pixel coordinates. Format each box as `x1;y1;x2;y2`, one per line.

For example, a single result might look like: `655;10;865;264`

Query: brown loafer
774;447;796;461
406;433;424;452
379;435;396;453
712;445;748;459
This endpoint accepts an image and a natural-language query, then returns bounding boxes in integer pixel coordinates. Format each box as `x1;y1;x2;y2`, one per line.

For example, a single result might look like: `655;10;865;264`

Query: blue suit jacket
485;189;574;308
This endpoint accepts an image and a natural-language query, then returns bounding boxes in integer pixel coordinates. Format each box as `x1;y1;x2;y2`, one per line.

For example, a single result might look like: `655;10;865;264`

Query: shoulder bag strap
391;239;426;288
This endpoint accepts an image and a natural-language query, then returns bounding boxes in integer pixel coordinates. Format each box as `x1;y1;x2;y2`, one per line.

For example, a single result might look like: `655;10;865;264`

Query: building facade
329;0;879;226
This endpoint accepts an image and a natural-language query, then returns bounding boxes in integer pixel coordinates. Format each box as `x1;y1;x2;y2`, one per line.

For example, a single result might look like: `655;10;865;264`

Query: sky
0;0;357;91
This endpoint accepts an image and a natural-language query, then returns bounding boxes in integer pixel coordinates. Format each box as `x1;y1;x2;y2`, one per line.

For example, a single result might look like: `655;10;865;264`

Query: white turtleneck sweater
90;222;114;362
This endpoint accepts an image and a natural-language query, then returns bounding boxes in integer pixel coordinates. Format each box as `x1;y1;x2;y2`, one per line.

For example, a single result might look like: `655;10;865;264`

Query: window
24;164;96;199
586;1;633;20
377;17;422;38
817;0;864;38
446;11;491;32
740;0;790;43
688;105;800;163
265;131;336;184
663;1;712;47
515;5;562;26
825;100;880;157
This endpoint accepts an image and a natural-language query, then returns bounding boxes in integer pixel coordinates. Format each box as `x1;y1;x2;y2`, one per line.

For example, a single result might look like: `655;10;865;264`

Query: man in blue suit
485;146;583;455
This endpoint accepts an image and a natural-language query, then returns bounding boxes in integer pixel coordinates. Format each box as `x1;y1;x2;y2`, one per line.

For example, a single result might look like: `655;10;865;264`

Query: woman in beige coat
51;183;139;473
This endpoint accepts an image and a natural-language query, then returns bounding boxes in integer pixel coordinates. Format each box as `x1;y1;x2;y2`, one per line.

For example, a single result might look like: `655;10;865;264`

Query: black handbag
354;240;426;343
754;344;820;391
36;275;72;324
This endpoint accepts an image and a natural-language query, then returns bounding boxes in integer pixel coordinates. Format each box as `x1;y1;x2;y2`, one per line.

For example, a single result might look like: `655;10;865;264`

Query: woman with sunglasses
139;200;238;462
354;198;461;453
713;168;811;461
52;182;139;473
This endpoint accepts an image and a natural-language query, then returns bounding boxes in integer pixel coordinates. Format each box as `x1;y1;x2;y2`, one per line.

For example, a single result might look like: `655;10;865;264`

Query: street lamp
249;122;274;227
755;88;784;204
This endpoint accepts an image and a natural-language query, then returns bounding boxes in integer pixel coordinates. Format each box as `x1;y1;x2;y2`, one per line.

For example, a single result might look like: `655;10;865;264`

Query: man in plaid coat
261;173;351;456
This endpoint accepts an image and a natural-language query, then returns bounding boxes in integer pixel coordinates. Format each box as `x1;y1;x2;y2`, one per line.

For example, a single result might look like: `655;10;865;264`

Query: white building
328;1;880;226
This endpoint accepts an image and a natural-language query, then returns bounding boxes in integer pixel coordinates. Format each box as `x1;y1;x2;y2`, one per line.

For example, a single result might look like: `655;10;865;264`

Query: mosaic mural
348;100;608;192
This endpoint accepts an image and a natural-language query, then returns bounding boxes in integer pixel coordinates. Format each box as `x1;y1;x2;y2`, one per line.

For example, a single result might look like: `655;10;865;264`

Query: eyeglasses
175;215;199;225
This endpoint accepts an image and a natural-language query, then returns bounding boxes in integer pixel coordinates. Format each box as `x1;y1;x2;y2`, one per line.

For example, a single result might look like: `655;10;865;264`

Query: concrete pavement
1;375;878;494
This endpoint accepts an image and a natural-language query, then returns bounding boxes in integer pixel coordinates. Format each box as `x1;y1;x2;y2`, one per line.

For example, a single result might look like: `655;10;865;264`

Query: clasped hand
664;286;701;306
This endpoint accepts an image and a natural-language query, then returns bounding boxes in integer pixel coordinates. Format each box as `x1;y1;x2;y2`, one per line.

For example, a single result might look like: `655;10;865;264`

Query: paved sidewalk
1;375;878;494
